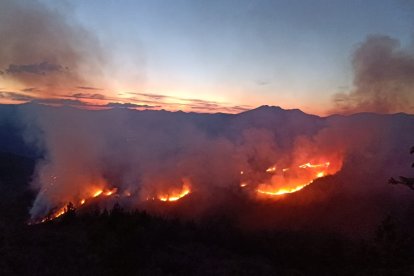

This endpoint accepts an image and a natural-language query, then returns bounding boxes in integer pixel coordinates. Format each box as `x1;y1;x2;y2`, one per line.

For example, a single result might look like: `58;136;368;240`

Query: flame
33;157;341;224
257;182;311;195
92;189;103;197
104;187;118;196
316;171;324;178
38;205;68;223
158;184;191;202
254;159;341;197
298;162;330;169
34;185;123;224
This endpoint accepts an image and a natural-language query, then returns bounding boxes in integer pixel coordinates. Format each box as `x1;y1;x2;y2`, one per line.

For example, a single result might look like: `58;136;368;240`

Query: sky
0;0;413;114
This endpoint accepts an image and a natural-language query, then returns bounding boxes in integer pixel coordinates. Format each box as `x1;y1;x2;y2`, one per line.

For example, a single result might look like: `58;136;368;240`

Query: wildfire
37;205;69;224
158;184;191;202
92;189;103;197
254;160;340;197
32;157;341;224
257;182;311;196
33;186;124;224
104;188;118;196
298;162;330;169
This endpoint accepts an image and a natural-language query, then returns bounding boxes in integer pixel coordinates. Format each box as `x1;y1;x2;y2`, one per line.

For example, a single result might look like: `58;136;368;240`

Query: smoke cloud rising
0;0;104;93
15;104;414;237
334;35;414;114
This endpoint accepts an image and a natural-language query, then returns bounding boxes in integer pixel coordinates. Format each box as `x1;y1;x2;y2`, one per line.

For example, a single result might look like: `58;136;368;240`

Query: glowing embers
252;161;338;197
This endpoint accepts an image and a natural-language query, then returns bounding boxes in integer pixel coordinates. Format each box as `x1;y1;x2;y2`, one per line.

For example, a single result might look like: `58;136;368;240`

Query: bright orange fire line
93;190;103;197
158;188;190;202
257;181;312;196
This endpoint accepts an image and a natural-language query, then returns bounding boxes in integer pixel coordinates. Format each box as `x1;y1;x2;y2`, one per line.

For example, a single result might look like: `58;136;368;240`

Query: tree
61;202;76;222
389;146;414;190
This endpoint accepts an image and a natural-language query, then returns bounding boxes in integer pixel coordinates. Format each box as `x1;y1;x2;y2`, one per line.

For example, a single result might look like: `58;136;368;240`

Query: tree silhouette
389;146;414;190
61;202;76;222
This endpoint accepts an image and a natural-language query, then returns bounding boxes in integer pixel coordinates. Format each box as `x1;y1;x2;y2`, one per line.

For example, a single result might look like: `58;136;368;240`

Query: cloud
5;61;63;75
71;93;106;100
21;87;40;93
128;92;168;100
31;98;88;106
0;91;35;102
0;0;104;92
1;87;252;114
104;102;158;109
76;86;103;91
126;91;253;113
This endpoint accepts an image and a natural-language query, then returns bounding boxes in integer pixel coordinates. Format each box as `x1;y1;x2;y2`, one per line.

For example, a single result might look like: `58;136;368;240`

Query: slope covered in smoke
0;103;413;236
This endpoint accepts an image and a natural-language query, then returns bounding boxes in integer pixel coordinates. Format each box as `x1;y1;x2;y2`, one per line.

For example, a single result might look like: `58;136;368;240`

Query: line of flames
34;161;334;224
254;162;330;196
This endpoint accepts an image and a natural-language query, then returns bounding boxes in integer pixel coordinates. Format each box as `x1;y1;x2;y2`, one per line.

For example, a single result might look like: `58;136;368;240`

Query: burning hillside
33;156;343;224
5;103;409;232
255;161;337;196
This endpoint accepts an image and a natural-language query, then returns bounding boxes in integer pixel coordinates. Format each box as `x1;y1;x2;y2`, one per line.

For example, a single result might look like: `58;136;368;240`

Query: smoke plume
334;35;414;114
15;102;413;239
0;0;104;93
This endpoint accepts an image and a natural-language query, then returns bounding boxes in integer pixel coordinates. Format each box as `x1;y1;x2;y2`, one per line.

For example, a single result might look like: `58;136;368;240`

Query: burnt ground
0;152;414;275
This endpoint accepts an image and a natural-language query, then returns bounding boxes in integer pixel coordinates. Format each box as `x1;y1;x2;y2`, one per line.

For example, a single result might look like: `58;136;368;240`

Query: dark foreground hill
0;147;413;275
1;104;414;274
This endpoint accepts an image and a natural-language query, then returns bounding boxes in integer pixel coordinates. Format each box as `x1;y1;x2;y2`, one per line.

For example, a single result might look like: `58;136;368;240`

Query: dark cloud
76;86;103;91
189;104;251;113
104;102;158;109
5;61;63;75
31;98;87;106
21;87;39;93
129;92;168;100
71;93;106;100
1;87;251;114
0;91;35;101
333;35;414;114
126;91;252;113
0;0;104;91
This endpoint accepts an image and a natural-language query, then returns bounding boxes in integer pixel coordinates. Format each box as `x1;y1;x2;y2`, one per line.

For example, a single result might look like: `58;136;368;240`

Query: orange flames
35;186;123;224
36;180;194;223
254;160;341;197
34;155;342;224
157;185;191;202
151;178;192;202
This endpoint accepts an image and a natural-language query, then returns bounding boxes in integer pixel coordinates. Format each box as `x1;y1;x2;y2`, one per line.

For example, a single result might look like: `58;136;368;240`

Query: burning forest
1;103;414;275
11;103;409;236
2;0;414;274
20;104;350;225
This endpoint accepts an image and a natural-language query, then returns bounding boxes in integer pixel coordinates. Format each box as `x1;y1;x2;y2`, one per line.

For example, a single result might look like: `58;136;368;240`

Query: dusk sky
1;0;413;114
